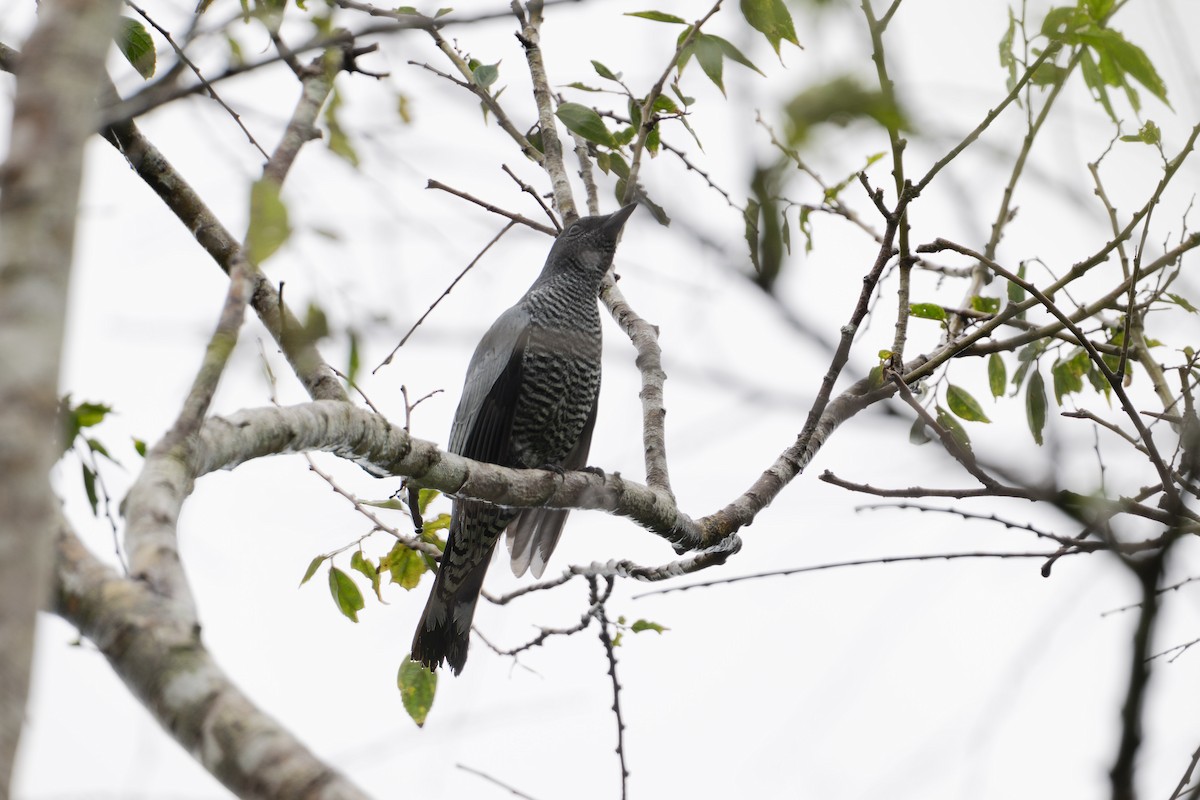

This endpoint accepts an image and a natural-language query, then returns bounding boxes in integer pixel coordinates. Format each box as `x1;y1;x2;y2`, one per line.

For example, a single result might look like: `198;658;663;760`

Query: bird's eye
562;224;584;239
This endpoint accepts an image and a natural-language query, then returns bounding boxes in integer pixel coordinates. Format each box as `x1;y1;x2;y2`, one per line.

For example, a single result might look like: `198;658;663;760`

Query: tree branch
53;521;369;800
0;0;121;788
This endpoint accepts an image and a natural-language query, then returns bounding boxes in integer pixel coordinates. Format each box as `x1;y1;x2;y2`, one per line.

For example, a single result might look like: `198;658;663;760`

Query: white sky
4;0;1200;797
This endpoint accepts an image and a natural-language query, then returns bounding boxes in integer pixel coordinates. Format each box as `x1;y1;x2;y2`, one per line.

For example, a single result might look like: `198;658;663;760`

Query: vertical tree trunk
0;0;120;792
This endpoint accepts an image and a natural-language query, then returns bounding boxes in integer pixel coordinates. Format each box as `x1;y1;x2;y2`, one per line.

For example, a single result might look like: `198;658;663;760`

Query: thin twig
126;0;270;160
634;551;1058;598
456;764;542;800
304;454;441;557
589;576;629;800
425;180;557;234
374;221;518;372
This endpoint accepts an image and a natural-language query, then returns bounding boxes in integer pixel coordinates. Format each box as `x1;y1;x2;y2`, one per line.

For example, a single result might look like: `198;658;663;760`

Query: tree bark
0;0;121;792
53;522;370;800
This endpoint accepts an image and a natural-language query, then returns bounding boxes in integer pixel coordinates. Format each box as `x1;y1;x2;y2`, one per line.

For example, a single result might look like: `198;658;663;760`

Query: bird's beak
601;203;637;236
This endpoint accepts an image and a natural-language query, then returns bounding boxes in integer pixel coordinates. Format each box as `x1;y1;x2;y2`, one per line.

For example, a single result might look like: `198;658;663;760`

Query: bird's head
545;203;637;278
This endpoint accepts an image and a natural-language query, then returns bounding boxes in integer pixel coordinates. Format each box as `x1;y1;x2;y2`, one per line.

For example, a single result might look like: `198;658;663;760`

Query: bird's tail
411;502;508;675
411;564;485;676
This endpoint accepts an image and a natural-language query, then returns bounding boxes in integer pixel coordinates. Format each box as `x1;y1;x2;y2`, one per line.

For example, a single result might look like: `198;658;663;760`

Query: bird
411;203;636;675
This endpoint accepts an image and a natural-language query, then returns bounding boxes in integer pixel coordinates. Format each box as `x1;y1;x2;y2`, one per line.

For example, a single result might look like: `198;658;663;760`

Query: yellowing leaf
398;657;437;726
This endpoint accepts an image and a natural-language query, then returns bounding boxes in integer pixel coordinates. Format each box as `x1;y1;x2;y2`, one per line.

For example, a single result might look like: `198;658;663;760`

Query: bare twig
589;576;629;800
375;221;518;372
456;763;543;800
425;180;558;234
126;0;270;160
634;550;1058;598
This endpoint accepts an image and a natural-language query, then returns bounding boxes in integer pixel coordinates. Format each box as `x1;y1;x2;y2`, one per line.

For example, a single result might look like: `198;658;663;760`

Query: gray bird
412;203;636;675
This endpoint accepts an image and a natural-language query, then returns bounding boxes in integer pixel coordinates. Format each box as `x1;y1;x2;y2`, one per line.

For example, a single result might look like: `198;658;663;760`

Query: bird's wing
507;389;599;578
449;304;531;462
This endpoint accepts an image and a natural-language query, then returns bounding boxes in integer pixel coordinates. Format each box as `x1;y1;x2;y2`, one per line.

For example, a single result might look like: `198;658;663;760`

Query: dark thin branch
634;551;1058;598
425;180;557;234
456;764;543;800
374;221;518;372
589;576;629;800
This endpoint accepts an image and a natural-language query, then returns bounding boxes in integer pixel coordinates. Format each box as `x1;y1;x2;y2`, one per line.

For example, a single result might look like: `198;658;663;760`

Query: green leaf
132;437;147;457
350;550;383;602
75;402;113;428
299;555;325;586
651;95;680;114
115;17;156;79
85;437;111;459
1079;47;1118;122
689;33;727;94
625;10;687;23
323;87;359;168
1078;28;1169;106
909;303;947;321
82;465;99;515
1086;363;1112;399
970;295;1001;314
328;567;365;622
630;619;668;634
1051;349;1090;403
740;0;799;56
555;102;617;148
988;353;1007;398
1041;7;1089;42
472;61;500;89
423;513;451;535
935;406;972;452
59;398;114;456
383;542;427;590
784;76;906;144
1008;261;1028;312
999;8;1018;92
591;60;620;81
743;199;761;275
712;35;763;75
417;488;440;514
246;179;291;264
946;384;992;423
346;329;361;386
607;151;630;180
1120;120;1161;145
1026;369;1047;445
398;657;437;726
1166;293;1198;313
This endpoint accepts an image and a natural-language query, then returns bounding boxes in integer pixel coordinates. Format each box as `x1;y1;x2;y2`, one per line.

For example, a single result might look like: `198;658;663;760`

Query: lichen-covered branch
53;521;370;800
600;275;674;500
0;0;120;788
513;1;577;221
